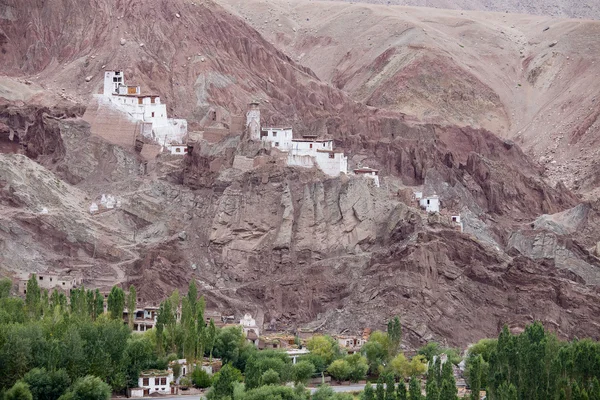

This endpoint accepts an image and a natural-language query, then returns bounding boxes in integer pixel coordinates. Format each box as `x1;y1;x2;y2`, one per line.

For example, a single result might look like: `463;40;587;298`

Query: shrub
192;368;213;388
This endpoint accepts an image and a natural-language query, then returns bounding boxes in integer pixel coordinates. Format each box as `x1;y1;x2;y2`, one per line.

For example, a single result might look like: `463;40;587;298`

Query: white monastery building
103;71;187;151
246;103;348;177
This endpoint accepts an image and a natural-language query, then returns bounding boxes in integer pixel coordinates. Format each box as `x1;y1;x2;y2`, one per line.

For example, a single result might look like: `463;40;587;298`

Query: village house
133;370;174;397
170;358;221;383
240;313;260;346
18;270;83;295
419;195;441;213
353;167;380;187
123;305;160;332
103;70;187;151
335;335;367;354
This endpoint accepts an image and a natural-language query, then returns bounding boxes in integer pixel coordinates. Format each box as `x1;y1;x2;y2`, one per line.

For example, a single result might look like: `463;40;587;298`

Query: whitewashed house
353;167;380;187
137;370;173;396
240;313;260;346
420;195;440;213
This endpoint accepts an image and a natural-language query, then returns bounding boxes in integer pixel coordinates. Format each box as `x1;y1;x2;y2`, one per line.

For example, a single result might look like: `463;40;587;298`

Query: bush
180;377;192;388
312;384;335;400
192;368;213;388
292;360;316;384
59;376;110;400
5;382;33;400
22;368;70;400
327;360;351;382
261;369;280;386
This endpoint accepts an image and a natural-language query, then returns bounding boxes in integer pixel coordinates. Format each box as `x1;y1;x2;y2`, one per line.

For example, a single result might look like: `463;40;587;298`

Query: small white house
138;370;173;396
354;167;380;187
451;215;463;232
89;203;99;214
286;348;310;364
414;191;423;200
420;195;440;213
169;144;188;155
240;313;260;346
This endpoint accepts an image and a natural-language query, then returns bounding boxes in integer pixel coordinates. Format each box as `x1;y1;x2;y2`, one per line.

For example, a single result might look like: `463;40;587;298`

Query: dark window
272;131;277;137
113;77;118;82
176;148;181;153
39;276;43;280
161;378;167;385
427;200;430;205
62;282;65;285
50;278;52;281
261;132;268;138
329;153;334;159
143;378;149;386
151;112;155;118
275;142;279;147
309;144;313;149
115;71;121;75
323;143;326;147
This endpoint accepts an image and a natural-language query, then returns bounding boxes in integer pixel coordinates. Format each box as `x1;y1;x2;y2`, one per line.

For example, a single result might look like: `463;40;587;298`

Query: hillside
1;0;600;348
332;0;600;20
217;0;600;195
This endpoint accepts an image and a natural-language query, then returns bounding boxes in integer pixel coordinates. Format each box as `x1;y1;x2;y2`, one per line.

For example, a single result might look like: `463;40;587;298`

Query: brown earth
0;0;600;347
216;0;600;195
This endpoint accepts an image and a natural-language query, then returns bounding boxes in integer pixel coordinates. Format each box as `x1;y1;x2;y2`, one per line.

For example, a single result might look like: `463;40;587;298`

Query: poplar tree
387;316;402;356
439;361;457;400
25;274;41;317
94;289;104;318
385;373;397;400
426;378;440;400
468;355;482;400
409;377;422;400
397;380;408;400
107;286;125;320
126;285;137;330
376;378;385;400
364;383;375;400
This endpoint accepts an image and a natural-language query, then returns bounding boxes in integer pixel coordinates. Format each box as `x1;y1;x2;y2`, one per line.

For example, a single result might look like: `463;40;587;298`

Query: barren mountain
332;0;600;20
1;0;600;347
217;0;600;195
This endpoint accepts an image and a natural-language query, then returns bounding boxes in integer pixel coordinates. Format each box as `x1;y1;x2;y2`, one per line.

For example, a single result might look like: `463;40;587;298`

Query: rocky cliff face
0;0;600;348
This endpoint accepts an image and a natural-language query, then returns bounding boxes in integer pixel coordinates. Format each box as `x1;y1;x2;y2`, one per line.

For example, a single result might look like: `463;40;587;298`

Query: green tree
292;360;316;384
59;376;110;400
0;278;12;298
25;274;41;317
306;336;340;366
346;353;369;382
363;331;391;375
94;289;104;319
439;362;456;400
385;374;397;400
425;379;439;400
363;383;375;400
409;377;422;400
328;359;352;383
376;378;385;400
126;286;136;330
468;355;482;400
590;378;600;400
207;363;242;400
106;286;125;320
387;316;402;357
22;368;70;400
261;369;280;386
397;381;408;400
5;381;33;400
191;368;212;389
312;384;335;400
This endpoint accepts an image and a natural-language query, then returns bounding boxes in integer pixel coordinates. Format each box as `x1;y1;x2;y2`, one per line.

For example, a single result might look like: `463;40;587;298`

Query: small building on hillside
240;313;260;346
335;335;367;354
124;306;159;332
420;195;440;213
169;144;188;155
137;370;174;396
18;270;83;295
353;167;380;187
246;101;261;140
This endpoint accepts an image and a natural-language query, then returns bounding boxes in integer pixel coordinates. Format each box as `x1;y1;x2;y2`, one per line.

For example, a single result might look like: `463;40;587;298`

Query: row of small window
142;378;167;386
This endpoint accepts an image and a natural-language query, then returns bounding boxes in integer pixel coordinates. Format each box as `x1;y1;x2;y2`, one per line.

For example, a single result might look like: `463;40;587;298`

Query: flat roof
316;149;343;154
354;168;379;173
292;138;332;143
114;94;160;99
262;127;292;131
